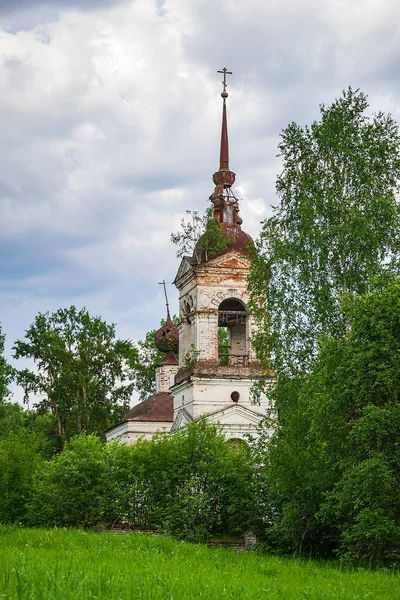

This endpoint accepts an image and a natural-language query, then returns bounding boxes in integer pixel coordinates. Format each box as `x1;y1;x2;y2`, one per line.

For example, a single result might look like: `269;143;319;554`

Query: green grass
0;526;399;599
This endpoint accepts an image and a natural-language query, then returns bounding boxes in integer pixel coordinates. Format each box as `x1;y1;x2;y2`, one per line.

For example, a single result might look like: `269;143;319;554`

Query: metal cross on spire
158;280;171;320
217;67;232;97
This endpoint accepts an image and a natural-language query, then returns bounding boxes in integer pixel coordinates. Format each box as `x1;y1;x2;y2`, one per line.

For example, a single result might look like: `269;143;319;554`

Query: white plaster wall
106;422;127;443
106;420;172;445
172;379;195;415
178;319;196;365
189;377;270;421
210;422;269;441
173;376;272;422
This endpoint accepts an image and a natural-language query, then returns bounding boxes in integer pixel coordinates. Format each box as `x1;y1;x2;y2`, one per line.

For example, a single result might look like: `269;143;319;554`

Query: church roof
160;352;179;365
154;316;179;353
124;392;174;422
220;223;253;256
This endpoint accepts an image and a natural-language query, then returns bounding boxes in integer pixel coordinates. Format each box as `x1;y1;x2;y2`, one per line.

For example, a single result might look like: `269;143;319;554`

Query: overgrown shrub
27;434;111;528
115;420;258;541
25;422;259;541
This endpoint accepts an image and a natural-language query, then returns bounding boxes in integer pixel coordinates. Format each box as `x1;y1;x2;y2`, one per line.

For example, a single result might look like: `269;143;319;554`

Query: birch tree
249;88;400;377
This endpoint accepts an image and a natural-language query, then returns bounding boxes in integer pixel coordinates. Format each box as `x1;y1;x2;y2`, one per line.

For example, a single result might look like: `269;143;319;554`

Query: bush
110;420;259;541
28;434;110;528
26;422;258;540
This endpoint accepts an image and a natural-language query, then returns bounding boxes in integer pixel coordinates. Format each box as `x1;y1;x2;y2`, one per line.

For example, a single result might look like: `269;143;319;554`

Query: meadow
0;526;399;599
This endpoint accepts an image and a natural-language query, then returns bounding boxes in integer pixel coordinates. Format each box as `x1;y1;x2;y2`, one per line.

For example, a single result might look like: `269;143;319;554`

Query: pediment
196;404;265;427
198;251;250;272
173;257;195;286
170;407;193;433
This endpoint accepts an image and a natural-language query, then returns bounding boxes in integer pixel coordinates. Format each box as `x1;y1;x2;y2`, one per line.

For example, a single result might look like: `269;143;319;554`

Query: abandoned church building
106;71;273;444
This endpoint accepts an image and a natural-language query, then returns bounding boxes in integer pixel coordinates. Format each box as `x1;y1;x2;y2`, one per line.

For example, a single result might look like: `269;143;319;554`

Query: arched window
218;298;248;366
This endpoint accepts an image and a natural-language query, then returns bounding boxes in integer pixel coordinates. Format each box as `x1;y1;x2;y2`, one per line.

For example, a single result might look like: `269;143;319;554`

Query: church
106;70;274;445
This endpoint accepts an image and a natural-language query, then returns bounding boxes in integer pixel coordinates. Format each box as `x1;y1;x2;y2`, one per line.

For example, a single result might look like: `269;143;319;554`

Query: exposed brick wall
172;252;270;426
176;253;254;367
156;363;179;393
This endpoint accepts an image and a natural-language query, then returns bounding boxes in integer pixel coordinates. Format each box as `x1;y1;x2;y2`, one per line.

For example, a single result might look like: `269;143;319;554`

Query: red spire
219;98;229;171
204;68;253;256
212;77;236;193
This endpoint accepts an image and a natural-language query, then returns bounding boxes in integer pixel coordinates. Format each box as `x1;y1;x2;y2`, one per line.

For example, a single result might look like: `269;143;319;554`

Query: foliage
130;327;165;400
0;402;26;439
0;323;13;404
171;208;231;264
26;422;257;540
1;527;400;600
0;430;44;524
256;277;400;564
27;434;112;528
111;420;258;541
13;306;135;444
249;88;400;378
197;208;232;262
0;402;61;456
171;209;206;263
218;326;230;365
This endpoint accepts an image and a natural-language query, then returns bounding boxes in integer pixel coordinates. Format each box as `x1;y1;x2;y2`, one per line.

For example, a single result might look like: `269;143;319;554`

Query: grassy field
0;526;399;599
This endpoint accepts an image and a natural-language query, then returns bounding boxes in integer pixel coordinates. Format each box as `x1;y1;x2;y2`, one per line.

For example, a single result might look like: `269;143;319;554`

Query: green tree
131;327;165;400
0;323;13;404
26;422;259;539
258;277;400;563
13;306;136;444
0;402;26;438
0;402;59;456
249;88;400;378
171;208;230;264
0;430;44;524
315;277;400;563
106;421;258;541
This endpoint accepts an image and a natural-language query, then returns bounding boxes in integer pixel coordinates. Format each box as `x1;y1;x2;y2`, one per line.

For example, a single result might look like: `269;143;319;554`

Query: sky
1;0;400;403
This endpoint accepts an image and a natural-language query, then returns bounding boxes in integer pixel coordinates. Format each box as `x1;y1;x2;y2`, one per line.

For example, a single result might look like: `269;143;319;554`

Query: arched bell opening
218;298;248;366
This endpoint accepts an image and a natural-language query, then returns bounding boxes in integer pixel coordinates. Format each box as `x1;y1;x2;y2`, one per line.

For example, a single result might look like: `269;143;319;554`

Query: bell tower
171;69;272;439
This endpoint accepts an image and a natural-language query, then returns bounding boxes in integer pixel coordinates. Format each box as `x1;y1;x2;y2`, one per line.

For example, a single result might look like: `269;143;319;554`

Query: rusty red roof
154;316;179;354
124;392;174;422
160;352;179;366
221;223;253;256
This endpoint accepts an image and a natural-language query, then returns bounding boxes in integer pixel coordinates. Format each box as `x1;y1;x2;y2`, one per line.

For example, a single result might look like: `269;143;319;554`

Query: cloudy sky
1;0;400;402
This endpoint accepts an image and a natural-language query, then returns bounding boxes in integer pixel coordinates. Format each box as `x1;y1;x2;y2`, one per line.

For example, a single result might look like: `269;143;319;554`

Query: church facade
106;73;273;445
